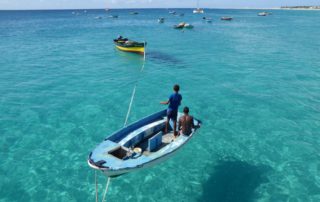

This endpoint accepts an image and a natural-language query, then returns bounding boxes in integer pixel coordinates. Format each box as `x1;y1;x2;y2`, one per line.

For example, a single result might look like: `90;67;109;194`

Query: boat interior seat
147;131;163;152
120;119;166;148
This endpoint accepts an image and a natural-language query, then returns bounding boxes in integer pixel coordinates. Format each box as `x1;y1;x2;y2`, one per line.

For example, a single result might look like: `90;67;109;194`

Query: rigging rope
95;42;147;202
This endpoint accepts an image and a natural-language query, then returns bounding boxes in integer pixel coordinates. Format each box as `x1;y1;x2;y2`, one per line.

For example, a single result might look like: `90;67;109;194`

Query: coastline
280;8;320;11
0;7;313;11
0;7;319;11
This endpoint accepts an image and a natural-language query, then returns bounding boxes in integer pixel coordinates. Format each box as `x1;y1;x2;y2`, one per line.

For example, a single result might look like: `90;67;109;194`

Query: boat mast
197;0;199;9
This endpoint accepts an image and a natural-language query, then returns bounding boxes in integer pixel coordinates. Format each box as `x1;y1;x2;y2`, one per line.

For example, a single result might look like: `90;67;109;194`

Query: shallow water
0;9;320;202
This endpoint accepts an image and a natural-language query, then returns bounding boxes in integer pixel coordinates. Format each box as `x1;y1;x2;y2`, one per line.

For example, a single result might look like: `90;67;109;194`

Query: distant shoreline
280;6;320;10
280;8;320;11
0;7;319;11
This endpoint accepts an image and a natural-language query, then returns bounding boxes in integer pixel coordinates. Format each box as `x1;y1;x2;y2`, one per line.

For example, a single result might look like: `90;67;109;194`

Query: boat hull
89;131;195;177
88;110;201;178
193;9;204;14
90;147;177;177
115;45;145;54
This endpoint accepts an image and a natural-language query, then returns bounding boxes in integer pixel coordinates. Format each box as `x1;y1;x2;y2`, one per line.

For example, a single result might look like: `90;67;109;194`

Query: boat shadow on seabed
198;158;271;202
115;49;188;69
146;51;184;67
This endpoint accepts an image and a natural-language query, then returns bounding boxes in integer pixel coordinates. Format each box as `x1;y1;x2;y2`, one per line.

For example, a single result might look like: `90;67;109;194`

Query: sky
0;0;319;10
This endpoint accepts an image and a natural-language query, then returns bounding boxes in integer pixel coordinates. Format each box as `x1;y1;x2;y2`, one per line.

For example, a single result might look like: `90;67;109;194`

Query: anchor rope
96;41;147;202
101;177;111;202
123;41;146;126
95;171;98;202
124;85;137;127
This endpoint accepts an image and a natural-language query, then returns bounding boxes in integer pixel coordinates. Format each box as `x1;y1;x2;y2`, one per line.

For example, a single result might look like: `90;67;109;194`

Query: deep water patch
198;159;271;202
147;51;182;66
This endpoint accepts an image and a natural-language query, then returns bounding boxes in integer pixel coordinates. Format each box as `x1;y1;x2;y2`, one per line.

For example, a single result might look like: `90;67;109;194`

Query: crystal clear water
0;9;320;202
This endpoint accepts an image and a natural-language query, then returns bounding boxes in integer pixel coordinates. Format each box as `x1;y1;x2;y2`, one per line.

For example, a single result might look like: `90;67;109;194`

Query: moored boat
88;110;201;177
114;36;146;55
109;15;118;18
193;8;204;14
193;0;204;13
174;22;194;29
221;16;233;21
174;22;186;29
258;12;268;16
184;23;194;29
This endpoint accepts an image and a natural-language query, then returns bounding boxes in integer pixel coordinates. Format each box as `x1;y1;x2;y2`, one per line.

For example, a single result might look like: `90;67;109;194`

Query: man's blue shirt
168;93;182;111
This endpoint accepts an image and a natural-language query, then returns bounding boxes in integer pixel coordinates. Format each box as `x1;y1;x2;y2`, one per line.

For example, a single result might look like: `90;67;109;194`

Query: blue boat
88;110;201;177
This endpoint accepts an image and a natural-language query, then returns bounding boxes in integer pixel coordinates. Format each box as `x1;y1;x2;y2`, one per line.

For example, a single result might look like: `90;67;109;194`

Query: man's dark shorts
167;109;178;121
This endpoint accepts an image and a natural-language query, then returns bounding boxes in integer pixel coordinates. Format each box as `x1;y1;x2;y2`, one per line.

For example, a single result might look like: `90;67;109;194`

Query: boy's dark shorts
167;110;178;121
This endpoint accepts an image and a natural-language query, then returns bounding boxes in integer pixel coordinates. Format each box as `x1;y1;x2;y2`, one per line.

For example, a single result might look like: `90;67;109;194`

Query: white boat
221;16;233;21
184;23;194;29
193;8;204;14
193;0;204;13
109;15;118;18
88;110;201;177
258;12;268;16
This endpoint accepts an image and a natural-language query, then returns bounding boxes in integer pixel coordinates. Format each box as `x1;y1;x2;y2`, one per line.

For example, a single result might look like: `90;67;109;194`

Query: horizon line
0;7;283;11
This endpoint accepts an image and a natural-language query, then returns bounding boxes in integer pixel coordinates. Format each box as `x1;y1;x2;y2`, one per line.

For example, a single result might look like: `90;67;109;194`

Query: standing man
178;107;195;136
160;84;182;136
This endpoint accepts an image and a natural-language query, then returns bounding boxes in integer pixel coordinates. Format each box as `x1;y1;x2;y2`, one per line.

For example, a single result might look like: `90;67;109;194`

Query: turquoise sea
0;8;320;202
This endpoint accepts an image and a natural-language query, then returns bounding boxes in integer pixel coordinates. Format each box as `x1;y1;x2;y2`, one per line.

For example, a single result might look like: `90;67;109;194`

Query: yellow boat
114;37;146;55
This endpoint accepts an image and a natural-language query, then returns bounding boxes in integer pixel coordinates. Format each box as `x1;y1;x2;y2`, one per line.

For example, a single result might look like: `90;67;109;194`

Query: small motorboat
95;16;103;19
109;15;118;18
130;12;139;15
184;23;194;29
114;36;146;55
88;110;201;177
158;17;165;23
258;12;268;16
174;22;186;29
169;11;176;15
174;22;194;29
221;16;233;21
